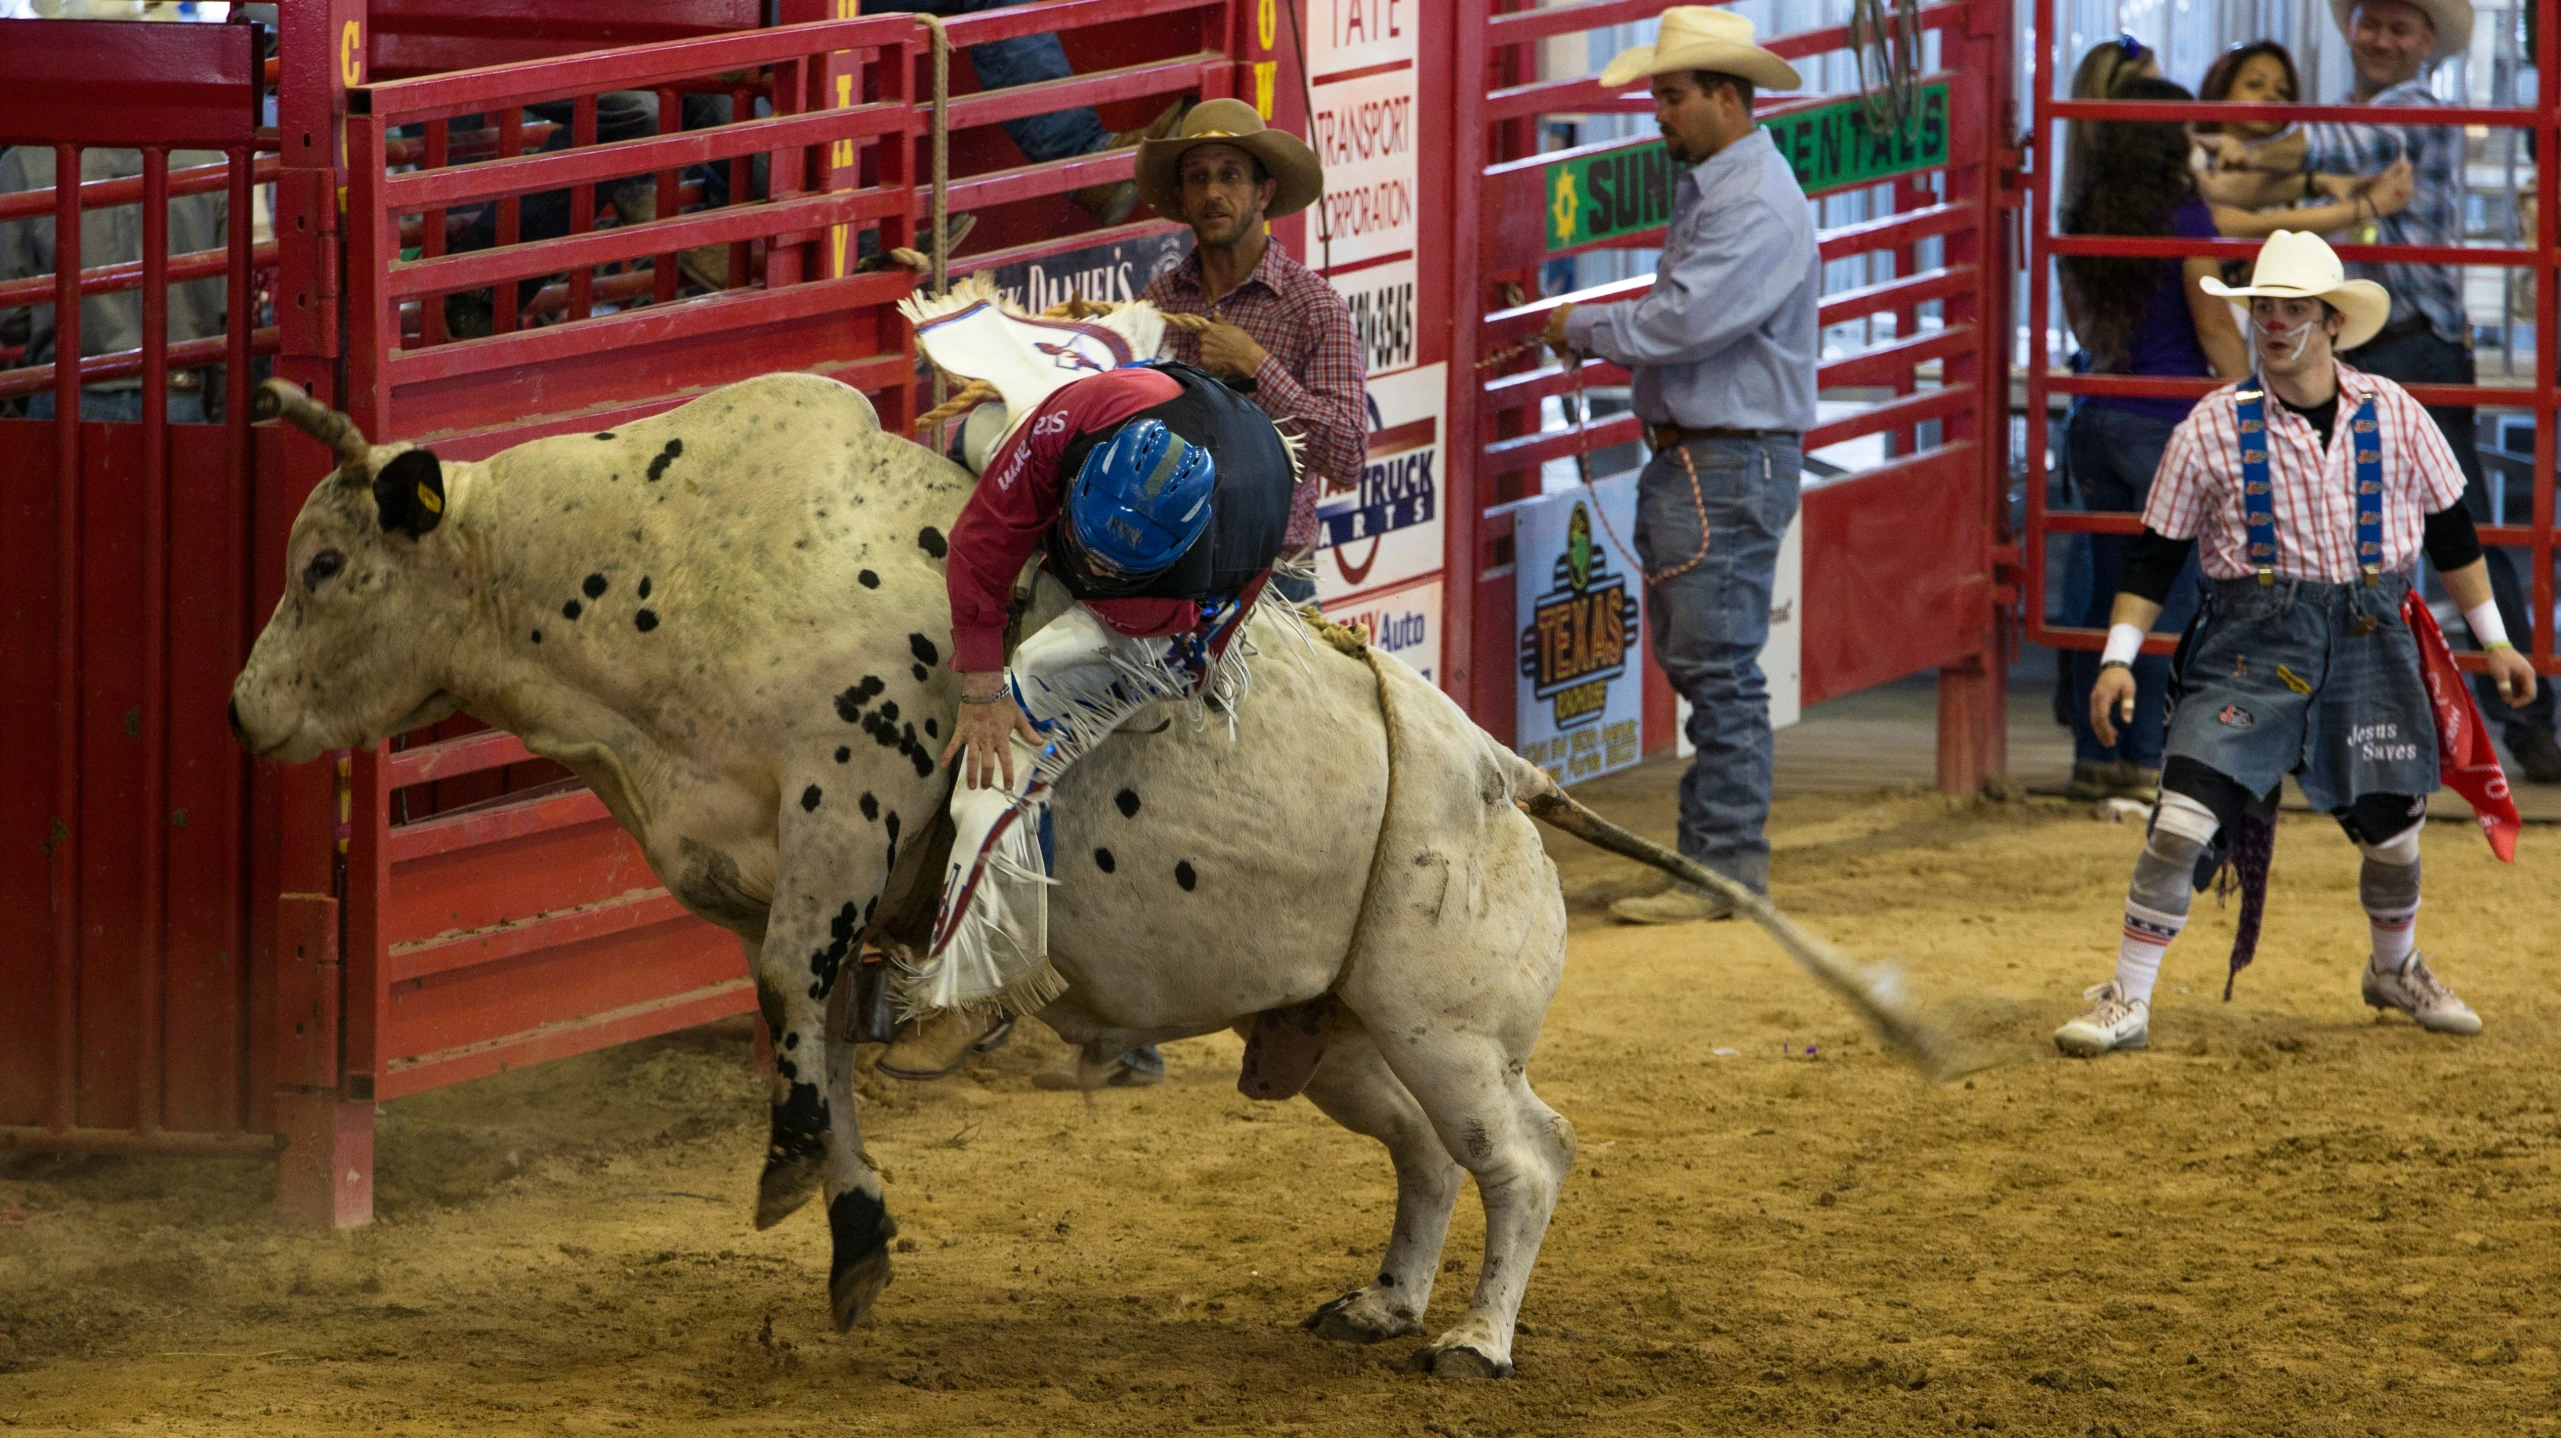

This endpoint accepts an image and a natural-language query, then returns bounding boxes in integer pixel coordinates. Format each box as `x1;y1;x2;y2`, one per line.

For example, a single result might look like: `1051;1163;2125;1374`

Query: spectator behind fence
2209;0;2561;784
2058;33;2160;214
2193;40;2414;243
2056;78;2250;802
0;146;229;423
1138;99;1366;605
859;0;1183;226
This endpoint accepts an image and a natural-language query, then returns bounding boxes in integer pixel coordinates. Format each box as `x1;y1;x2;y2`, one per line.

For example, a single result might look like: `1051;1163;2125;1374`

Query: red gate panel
0;20;281;1159
1446;0;2014;789
2023;11;2559;691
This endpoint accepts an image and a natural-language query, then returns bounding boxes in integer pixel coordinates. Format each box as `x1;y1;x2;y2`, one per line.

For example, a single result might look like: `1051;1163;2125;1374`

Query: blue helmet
1064;418;1214;580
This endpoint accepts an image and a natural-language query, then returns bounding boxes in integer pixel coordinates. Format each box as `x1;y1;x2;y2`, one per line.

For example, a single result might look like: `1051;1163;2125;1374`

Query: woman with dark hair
2059;33;2160;211
2193;40;2411;240
2056;77;2249;800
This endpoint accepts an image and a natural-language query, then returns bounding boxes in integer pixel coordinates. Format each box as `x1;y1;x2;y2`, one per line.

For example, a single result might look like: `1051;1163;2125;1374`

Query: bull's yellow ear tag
417;482;443;515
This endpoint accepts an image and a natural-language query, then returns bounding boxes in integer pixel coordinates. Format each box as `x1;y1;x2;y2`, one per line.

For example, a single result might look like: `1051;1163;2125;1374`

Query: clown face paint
2248;296;2335;376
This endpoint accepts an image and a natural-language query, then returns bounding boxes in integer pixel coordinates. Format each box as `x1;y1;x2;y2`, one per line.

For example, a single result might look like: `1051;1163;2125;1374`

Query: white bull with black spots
230;373;1939;1376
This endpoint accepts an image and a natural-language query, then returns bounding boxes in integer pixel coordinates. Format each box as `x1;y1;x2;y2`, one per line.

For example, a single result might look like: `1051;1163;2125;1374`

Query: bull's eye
302;549;347;591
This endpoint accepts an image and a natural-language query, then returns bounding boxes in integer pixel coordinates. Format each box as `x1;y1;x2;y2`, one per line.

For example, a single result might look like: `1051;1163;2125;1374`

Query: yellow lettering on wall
832;224;848;277
1257;0;1277;50
339;19;363;87
1254;61;1277;119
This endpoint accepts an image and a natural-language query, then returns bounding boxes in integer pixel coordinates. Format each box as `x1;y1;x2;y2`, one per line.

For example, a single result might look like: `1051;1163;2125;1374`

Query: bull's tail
1507;757;1953;1078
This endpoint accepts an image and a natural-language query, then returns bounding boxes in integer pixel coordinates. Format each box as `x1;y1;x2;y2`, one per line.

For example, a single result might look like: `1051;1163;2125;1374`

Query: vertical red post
137;145;172;1132
2538;5;2556;691
1442;0;1485;721
570;94;598;321
49;142;85;1136
1933;0;2011;796
221;143;255;1138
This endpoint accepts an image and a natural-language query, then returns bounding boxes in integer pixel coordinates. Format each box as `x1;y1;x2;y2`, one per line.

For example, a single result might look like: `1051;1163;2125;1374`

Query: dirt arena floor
6;767;2561;1436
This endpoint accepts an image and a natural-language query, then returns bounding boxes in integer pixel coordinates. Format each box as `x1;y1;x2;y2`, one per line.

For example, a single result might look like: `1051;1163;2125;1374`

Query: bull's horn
252;378;375;472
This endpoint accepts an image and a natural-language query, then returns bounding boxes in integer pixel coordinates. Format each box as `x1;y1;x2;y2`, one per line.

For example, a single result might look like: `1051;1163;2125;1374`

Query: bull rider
879;301;1298;1079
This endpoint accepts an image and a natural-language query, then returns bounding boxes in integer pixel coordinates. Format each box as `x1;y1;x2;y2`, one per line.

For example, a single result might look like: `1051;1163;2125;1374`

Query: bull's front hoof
754;1156;822;1230
1412;1342;1513;1379
1304;1289;1424;1344
827;1190;897;1332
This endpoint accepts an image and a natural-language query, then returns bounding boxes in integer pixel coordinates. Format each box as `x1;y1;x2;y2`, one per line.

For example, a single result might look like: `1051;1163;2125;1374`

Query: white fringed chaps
901;596;1269;1019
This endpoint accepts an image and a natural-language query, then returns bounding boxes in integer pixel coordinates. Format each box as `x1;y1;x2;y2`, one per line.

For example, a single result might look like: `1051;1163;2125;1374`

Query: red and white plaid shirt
2144;363;2466;583
1145;240;1368;554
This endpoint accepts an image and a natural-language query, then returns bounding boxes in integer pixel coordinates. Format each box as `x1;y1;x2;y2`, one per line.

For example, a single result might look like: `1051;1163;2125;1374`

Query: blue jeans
859;0;1109;163
2166;574;2437;812
2352;325;2555;739
2063;404;2202;767
28;387;210;423
1636;433;1800;895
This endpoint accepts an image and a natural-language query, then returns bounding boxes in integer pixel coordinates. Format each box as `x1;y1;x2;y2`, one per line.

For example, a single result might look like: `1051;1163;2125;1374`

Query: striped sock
2115;901;2185;1005
2367;909;2418;972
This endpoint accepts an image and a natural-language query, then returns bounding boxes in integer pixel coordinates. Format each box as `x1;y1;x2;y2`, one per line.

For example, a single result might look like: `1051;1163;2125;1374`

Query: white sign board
1321;575;1441;686
1315;361;1445;606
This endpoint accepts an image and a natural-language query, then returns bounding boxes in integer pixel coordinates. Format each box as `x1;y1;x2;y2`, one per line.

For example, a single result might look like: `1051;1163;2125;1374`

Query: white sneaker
2362;953;2482;1035
2053;981;2149;1057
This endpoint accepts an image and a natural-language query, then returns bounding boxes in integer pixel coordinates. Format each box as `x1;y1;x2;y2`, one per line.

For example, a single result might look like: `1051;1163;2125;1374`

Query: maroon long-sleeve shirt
946;366;1196;673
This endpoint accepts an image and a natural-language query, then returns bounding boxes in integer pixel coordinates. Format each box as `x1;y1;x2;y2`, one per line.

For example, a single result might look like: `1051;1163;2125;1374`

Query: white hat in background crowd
2199;229;2393;350
1597;5;1802;93
2329;0;2472;63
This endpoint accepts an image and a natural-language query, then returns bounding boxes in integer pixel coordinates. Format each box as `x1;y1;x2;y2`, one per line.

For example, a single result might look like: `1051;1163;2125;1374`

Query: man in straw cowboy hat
2054;229;2536;1058
1138;98;1367;602
2210;0;2561;784
1535;6;1817;924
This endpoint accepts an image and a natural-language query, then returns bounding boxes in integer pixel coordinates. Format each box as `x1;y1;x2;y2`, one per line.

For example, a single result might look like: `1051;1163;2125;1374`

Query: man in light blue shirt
1543;6;1818;922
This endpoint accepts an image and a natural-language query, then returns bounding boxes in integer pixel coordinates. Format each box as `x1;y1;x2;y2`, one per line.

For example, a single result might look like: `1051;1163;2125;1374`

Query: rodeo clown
2056;230;2537;1058
878;280;1297;1078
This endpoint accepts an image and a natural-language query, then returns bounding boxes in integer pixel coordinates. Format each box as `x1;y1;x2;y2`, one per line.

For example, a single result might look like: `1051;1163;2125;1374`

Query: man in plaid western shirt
1136;100;1368;600
2212;0;2561;781
2054;230;2535;1059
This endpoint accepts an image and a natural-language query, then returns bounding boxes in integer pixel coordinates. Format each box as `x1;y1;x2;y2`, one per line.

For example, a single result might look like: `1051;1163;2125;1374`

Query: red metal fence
2023;6;2558;688
1448;0;2015;788
3;0;1268;1224
1;20;281;1159
61;0;2546;1225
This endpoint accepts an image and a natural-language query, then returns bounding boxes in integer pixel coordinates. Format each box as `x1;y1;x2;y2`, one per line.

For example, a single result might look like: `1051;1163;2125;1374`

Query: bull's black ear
373;448;446;538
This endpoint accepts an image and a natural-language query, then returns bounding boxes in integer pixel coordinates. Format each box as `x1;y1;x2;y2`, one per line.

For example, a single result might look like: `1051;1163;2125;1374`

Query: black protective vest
1046;361;1294;602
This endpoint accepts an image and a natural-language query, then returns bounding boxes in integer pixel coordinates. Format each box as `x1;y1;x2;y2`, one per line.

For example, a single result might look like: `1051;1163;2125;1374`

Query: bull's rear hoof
1305;1291;1422;1344
827;1190;896;1332
1413;1343;1513;1379
830;1249;893;1332
754;1156;822;1230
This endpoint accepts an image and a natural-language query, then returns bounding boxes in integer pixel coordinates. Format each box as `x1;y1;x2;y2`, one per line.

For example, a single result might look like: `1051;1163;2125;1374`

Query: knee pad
2357;825;2423;868
2339;792;2427;857
2150;789;2221;847
2129;793;2217;917
2360;844;2422;917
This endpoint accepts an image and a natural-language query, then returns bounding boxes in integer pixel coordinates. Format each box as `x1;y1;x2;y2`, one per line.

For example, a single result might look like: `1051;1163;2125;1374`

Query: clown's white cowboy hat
2199;229;2393;350
2328;0;2472;64
1135;98;1323;220
1598;6;1801;93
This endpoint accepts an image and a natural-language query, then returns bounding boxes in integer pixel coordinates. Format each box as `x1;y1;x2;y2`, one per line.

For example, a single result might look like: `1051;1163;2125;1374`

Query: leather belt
1647;423;1795;452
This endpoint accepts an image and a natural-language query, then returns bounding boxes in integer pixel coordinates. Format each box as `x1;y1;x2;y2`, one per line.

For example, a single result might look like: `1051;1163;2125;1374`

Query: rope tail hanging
1509;764;1955;1078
